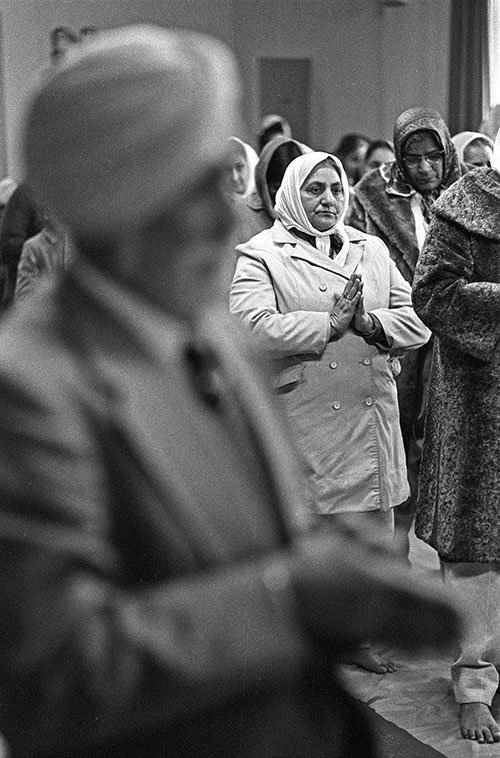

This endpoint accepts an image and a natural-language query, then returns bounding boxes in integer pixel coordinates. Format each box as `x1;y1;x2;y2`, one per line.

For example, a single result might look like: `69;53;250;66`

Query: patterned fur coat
412;167;500;562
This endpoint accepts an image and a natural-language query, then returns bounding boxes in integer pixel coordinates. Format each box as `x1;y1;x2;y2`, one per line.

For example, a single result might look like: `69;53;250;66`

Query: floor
340;527;500;758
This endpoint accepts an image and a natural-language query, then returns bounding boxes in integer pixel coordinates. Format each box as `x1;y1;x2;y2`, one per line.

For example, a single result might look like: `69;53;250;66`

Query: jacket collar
433;167;500;240
271;219;364;244
270;219;366;279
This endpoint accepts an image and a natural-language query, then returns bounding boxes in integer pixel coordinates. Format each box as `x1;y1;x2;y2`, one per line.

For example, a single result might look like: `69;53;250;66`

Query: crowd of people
0;20;499;758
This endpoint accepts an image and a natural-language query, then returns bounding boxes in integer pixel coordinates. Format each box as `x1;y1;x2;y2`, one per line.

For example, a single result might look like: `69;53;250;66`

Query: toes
377;658;396;674
463;728;479;741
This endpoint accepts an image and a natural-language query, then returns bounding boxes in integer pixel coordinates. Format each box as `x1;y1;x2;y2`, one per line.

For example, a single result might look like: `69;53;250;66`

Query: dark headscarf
384;107;461;199
253;135;309;217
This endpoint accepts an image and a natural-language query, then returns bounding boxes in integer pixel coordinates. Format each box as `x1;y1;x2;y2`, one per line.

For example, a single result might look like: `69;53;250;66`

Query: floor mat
341;529;500;757
360;700;447;757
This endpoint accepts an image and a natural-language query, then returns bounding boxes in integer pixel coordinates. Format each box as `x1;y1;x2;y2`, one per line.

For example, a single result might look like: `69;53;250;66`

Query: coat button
319;284;327;291
362;358;371;366
329;361;338;369
332;401;341;410
364;397;373;407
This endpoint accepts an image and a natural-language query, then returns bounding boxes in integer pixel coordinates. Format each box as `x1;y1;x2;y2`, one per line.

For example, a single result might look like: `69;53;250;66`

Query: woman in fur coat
412;129;500;745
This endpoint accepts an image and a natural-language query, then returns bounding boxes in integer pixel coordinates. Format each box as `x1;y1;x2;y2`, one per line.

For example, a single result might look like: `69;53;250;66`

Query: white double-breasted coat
230;221;431;514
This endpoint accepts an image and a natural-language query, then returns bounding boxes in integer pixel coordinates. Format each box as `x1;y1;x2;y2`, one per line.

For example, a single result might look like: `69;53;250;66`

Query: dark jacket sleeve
0;374;308;758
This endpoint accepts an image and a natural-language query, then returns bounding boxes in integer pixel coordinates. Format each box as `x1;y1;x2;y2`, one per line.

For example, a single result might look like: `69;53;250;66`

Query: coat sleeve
412;214;500;361
230;250;330;358
367;239;431;353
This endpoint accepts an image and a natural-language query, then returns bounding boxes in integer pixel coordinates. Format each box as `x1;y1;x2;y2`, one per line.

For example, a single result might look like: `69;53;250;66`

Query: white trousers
442;561;500;705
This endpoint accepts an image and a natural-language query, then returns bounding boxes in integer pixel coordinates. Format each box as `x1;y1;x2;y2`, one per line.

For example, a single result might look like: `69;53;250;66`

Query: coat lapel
284;234;366;282
198;307;314;541
58;273;308;572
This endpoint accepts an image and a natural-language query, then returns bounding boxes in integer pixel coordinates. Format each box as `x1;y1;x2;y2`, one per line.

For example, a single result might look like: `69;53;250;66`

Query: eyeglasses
402;150;444;169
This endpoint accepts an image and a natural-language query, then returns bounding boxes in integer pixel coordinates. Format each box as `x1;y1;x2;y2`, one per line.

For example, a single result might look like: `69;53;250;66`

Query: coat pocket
273;359;305;393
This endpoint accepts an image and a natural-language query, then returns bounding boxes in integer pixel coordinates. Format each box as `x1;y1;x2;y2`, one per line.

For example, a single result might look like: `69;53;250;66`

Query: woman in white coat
230;152;431;673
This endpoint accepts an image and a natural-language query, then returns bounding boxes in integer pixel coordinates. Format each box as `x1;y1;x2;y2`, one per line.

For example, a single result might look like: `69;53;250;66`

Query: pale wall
0;0;450;177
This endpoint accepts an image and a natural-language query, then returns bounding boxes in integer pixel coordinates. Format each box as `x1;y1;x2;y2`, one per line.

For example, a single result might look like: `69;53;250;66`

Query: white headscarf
274;151;350;255
451;131;494;163
491;128;500;175
228;137;258;197
22;25;241;235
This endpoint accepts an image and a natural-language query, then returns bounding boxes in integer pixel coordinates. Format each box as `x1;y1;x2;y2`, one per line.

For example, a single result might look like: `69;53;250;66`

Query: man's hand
289;531;462;659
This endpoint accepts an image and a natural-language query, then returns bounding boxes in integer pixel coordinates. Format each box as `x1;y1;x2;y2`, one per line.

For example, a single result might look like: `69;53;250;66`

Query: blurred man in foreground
0;25;460;758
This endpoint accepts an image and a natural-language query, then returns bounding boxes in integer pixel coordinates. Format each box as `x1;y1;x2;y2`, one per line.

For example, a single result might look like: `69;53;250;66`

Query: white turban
22;25;241;235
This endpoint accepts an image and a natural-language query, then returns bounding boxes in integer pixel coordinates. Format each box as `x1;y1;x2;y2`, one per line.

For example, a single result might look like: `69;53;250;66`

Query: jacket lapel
198;307;314;541
58;273;309;573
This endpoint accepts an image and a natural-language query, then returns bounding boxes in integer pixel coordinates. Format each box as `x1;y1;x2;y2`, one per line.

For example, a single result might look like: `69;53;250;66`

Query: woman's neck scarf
274;151;350;256
381;107;462;205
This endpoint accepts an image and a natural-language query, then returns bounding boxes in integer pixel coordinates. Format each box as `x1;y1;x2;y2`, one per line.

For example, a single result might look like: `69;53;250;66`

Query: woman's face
463;142;492;167
364;146;394;173
342;144;368;185
300;164;344;232
401;132;444;193
226;154;249;195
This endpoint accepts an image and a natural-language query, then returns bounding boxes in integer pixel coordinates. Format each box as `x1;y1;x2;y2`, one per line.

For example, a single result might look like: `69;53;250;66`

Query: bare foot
460;702;500;743
345;647;396;674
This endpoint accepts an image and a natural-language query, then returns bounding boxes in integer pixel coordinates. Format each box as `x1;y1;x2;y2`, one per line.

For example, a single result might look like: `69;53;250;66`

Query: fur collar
351;168;420;273
433;168;500;240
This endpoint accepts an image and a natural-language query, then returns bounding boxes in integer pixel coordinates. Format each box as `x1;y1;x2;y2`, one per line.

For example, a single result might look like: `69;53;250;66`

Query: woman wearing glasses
346;107;467;561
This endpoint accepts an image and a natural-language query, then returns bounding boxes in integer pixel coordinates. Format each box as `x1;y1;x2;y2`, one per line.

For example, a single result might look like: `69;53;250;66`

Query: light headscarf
491;128;500;175
274;151;350;255
228;137;258;197
22;25;241;235
451;131;494;163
